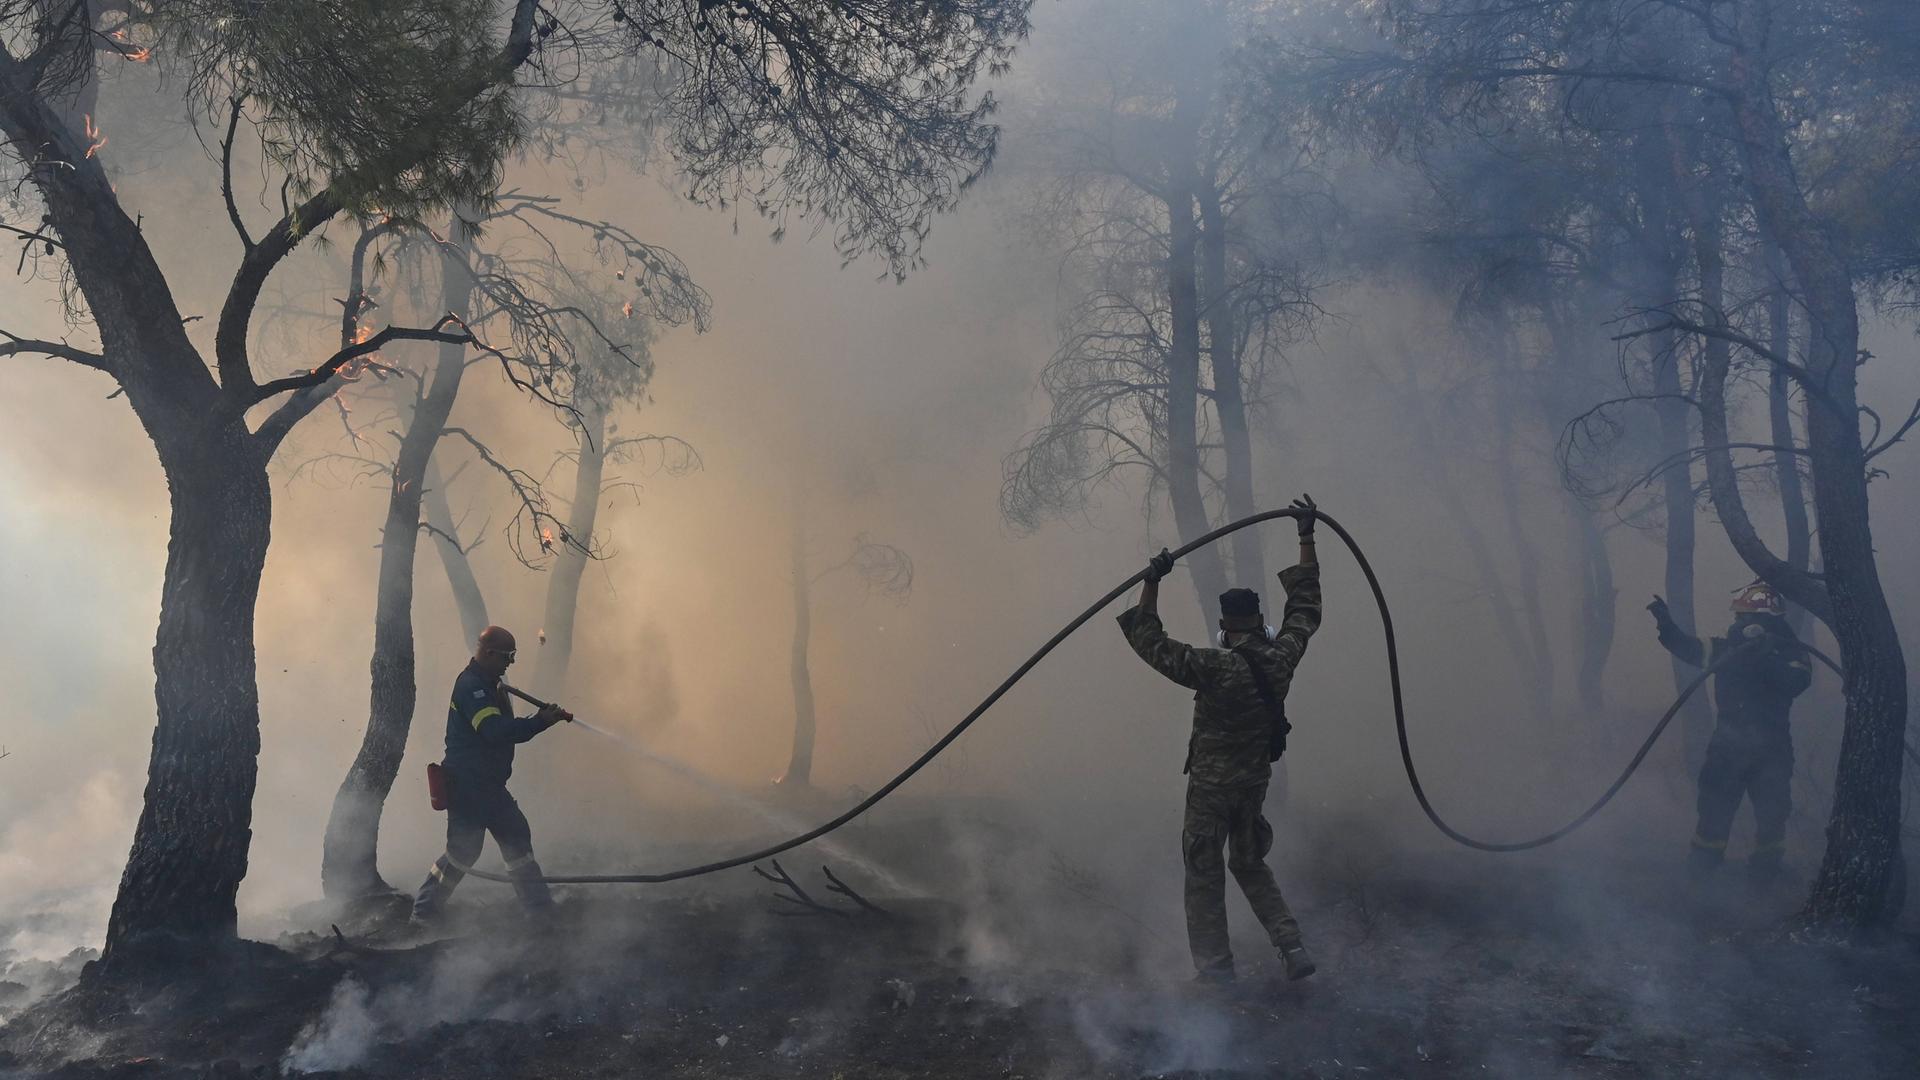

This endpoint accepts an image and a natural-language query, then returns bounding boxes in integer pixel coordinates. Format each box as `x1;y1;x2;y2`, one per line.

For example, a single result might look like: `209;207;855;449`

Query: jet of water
564;717;919;895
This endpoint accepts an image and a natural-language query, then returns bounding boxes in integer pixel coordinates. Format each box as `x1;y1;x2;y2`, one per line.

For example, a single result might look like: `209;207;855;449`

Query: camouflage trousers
1691;729;1793;875
1182;780;1301;976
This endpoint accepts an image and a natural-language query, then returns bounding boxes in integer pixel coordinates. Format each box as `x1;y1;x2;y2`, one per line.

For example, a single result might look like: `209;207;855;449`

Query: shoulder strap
1231;641;1292;761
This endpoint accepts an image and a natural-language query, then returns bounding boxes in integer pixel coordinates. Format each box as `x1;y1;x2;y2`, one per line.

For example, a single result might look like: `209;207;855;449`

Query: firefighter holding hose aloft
413;625;573;923
1647;582;1812;888
1116;496;1323;984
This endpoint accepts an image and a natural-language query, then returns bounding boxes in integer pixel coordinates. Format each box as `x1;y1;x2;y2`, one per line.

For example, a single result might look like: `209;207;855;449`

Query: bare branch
220;97;253;251
1865;398;1920;463
441;425;583;567
0;329;109;372
820;866;889;916
754;859;848;919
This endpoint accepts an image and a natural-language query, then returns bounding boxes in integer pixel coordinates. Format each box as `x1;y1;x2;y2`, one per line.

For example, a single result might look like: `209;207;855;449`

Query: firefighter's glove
1143;548;1175;584
1646;594;1676;629
1290;493;1318;539
536;704;574;725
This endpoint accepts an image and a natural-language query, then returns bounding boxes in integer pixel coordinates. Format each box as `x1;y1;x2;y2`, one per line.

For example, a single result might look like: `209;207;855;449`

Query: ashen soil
2;817;1917;1079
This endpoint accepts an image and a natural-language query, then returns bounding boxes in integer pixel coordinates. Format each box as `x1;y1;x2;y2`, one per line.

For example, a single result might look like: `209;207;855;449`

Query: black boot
1279;943;1316;981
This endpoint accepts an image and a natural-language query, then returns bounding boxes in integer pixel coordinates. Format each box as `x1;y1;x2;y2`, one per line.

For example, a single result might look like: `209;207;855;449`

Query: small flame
125;46;151;62
538;628;547;645
621;300;634;319
82;115;107;159
540;527;556;550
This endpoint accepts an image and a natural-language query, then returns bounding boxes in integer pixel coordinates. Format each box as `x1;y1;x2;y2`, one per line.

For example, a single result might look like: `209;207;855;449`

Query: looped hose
452;507;1847;881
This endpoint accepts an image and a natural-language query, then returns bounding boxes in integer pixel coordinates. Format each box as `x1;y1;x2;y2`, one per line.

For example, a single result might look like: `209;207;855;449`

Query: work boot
1279;943;1316;981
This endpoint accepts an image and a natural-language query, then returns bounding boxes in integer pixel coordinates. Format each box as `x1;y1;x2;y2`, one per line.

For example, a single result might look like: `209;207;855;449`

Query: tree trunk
531;406;608;699
1491;386;1555;717
320;240;473;900
1571;502;1615;712
104;440;272;963
783;511;818;787
1728;10;1909;926
1164;167;1229;614
1196;178;1264;591
1649;295;1710;772
423;455;491;645
1766;258;1815;638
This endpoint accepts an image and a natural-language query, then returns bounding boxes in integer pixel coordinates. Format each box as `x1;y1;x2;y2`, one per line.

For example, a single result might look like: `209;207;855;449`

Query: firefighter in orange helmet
1647;581;1812;887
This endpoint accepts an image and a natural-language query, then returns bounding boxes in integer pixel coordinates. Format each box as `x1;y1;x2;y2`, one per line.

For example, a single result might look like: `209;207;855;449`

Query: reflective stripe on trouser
1182;780;1301;975
504;851;554;910
413;782;552;916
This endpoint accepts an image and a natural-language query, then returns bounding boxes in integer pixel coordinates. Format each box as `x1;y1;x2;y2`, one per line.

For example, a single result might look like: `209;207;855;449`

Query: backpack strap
1231;641;1292;761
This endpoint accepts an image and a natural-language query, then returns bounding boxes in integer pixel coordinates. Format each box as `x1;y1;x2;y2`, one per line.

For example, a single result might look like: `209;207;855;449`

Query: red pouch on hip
426;762;448;812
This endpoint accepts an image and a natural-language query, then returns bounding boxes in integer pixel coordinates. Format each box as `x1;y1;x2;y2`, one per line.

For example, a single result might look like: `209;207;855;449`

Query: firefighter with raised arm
413;625;572;922
1647;581;1812;887
1116;496;1324;984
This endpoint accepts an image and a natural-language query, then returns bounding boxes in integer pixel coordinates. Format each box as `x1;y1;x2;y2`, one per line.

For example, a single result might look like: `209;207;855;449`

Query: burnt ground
3;814;1918;1080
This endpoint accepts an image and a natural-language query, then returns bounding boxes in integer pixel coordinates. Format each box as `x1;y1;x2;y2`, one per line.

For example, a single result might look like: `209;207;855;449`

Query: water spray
492;683;917;891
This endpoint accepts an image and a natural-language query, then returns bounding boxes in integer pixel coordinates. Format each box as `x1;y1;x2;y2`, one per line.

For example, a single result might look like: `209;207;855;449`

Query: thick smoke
2;0;1919;1074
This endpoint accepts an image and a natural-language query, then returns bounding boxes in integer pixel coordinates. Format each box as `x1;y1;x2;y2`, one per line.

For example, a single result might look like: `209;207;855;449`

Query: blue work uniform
1656;613;1813;880
412;660;562;919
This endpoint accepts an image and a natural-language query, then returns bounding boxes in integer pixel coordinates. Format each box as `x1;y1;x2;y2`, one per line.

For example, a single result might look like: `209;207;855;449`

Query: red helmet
1730;580;1785;616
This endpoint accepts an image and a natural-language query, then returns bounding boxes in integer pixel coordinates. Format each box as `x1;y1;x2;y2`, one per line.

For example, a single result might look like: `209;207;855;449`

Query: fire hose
451;506;1867;884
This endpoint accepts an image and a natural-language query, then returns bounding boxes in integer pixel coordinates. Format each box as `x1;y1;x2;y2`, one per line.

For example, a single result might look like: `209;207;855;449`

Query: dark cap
1219;588;1264;630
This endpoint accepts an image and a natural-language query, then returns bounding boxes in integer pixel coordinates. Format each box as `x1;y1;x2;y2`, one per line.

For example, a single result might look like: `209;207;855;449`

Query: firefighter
412;625;572;922
1116;496;1323;984
1647;581;1812;887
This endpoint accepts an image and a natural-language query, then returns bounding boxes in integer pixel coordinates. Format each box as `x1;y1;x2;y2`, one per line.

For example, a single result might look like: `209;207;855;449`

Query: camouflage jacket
1117;563;1322;788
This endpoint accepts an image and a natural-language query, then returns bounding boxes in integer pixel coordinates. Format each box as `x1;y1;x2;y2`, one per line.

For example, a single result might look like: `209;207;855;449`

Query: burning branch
253;315;469;403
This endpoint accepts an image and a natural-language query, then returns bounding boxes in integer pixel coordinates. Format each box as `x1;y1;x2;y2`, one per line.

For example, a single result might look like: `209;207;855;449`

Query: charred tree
321;229;476;901
422;456;491;646
531;404;609;698
784;509;820;788
780;515;914;789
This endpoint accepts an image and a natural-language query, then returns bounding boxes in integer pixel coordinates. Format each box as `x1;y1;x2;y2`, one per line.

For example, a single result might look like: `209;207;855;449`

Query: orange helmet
1730;580;1785;616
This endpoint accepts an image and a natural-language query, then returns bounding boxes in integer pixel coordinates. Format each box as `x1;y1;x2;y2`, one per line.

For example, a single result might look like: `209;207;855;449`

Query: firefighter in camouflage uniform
1117;496;1323;983
1647;581;1812;887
